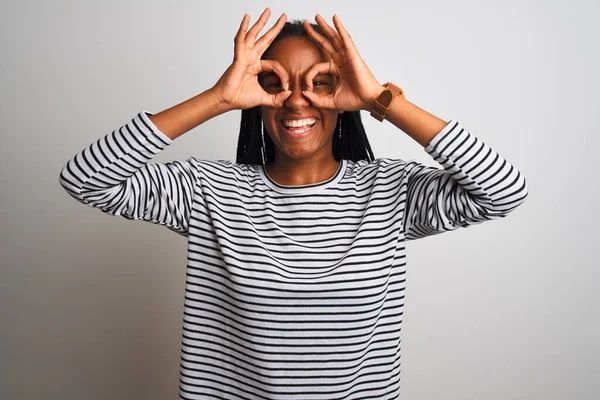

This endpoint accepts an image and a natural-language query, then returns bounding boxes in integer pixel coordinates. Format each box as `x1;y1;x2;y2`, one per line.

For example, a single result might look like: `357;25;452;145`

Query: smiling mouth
280;119;318;137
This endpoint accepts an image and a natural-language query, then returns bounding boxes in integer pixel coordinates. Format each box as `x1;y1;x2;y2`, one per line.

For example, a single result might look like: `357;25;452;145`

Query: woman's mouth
281;117;318;138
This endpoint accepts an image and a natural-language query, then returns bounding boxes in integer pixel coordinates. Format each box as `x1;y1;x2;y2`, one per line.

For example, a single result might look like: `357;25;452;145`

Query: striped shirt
59;111;528;399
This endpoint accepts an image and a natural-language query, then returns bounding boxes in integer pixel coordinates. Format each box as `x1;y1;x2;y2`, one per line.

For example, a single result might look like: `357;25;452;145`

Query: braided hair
236;20;375;165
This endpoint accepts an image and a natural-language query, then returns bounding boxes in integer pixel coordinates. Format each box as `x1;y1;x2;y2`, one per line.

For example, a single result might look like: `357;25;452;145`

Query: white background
1;0;598;399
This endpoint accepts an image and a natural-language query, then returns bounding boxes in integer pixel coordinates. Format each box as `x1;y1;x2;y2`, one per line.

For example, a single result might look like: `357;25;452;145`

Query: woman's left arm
379;95;449;147
303;14;529;239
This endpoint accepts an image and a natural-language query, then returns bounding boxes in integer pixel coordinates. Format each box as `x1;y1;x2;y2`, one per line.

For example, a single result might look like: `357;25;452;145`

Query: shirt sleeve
58;111;199;237
403;119;528;240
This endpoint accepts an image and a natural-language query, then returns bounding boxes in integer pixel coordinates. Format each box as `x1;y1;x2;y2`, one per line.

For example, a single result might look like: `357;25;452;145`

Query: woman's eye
313;81;328;86
262;82;281;91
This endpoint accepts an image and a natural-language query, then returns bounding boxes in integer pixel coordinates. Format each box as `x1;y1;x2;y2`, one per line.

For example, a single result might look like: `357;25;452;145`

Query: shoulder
346;157;419;177
342;158;429;187
191;158;259;181
193;159;253;171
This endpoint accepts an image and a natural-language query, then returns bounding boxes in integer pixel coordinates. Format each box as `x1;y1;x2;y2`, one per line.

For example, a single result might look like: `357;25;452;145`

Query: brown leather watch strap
370;82;405;122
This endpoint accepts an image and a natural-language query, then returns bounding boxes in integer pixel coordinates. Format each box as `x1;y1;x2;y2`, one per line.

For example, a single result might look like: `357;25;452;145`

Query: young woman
59;8;528;399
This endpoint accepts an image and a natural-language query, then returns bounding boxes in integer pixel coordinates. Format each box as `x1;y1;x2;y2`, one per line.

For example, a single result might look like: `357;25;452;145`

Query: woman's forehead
264;37;329;73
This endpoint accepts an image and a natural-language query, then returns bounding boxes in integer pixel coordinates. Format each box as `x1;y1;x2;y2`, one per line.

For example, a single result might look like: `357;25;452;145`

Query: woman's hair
236;20;375;165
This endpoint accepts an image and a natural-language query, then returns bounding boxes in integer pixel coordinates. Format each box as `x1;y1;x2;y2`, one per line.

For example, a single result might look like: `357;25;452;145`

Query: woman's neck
264;155;340;186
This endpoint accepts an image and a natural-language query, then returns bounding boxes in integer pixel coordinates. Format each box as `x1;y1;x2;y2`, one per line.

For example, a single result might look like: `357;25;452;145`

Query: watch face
379;89;394;107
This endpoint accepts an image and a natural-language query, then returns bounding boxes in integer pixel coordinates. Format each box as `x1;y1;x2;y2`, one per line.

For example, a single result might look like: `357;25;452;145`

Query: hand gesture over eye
213;8;292;110
302;14;383;112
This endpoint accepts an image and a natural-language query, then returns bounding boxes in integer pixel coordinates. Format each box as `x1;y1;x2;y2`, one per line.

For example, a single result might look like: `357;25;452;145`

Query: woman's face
260;37;339;163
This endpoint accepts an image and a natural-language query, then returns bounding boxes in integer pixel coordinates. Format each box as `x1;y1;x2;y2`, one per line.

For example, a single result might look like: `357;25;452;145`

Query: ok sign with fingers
302;14;383;112
213;8;292;110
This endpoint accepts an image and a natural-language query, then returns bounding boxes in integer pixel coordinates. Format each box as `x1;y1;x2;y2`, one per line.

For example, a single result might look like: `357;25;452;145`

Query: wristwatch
370;82;406;122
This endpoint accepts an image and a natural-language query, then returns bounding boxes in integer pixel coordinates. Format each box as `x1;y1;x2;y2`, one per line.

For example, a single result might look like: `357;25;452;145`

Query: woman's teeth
282;118;317;135
282;118;317;128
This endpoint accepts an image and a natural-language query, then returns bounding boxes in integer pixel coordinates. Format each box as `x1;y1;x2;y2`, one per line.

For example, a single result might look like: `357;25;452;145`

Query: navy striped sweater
59;111;528;399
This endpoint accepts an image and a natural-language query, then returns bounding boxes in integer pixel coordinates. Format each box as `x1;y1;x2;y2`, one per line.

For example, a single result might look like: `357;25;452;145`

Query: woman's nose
284;85;310;110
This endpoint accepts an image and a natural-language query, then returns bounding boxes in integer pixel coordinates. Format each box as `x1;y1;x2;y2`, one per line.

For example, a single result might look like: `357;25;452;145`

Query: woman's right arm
147;88;231;141
58;8;290;236
58;86;232;234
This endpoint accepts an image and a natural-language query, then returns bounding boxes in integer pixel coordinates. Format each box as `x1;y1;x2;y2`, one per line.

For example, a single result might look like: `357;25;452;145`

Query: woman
59;8;528;399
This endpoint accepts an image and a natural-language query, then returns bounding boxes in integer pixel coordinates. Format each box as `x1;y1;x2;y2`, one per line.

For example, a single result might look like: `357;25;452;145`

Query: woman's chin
279;144;319;160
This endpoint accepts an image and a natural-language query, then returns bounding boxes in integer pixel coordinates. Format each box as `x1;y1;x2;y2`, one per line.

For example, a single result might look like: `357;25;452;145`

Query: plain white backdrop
1;0;598;399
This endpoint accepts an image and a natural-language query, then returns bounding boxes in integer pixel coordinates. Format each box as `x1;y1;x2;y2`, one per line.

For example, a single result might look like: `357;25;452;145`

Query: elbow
58;162;86;202
487;173;529;217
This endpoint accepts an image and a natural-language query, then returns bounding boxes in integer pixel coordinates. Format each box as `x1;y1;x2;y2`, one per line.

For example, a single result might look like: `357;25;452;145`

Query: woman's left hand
302;14;383;112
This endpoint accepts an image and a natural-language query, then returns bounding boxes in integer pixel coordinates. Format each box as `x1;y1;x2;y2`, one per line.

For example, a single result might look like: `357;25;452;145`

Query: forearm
404;118;529;239
149;88;232;140
385;95;449;147
366;88;448;147
59;110;199;234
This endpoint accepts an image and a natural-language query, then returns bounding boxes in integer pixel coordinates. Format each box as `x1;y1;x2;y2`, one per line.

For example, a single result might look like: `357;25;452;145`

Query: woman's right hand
212;8;292;110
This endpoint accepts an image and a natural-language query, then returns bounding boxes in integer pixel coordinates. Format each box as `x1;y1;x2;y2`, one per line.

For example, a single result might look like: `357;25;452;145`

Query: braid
333;111;374;163
236;108;257;164
236;108;276;164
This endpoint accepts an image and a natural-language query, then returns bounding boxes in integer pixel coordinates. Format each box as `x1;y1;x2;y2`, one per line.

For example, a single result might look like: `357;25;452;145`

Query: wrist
362;83;385;111
368;82;406;121
207;87;235;114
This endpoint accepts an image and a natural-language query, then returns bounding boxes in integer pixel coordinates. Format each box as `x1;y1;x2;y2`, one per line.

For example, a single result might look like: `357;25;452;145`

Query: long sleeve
58;111;200;237
403;119;528;240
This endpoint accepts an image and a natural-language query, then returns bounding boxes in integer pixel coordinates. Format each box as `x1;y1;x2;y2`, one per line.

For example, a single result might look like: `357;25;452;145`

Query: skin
148;8;449;186
259;37;343;186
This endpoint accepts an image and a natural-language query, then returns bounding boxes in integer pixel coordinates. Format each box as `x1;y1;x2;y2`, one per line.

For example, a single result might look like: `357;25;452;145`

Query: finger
302;90;335;109
315;14;344;51
332;14;357;53
270;89;293;107
235;13;250;44
259;60;290;91
234;13;250;58
302;20;336;55
303;62;335;91
255;13;287;54
246;8;271;46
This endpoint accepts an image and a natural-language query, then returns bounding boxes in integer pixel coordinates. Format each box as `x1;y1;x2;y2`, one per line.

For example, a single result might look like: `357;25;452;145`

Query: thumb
269;90;292;107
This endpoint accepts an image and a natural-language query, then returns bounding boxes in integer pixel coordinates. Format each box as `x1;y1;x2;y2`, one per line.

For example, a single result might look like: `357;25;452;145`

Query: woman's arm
58;111;200;236
380;95;448;147
301;14;528;239
148;88;231;140
59;8;291;235
378;91;529;239
401;118;528;239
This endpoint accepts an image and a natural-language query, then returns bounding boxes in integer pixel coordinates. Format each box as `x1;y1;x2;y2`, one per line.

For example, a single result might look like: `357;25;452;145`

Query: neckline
258;159;347;194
